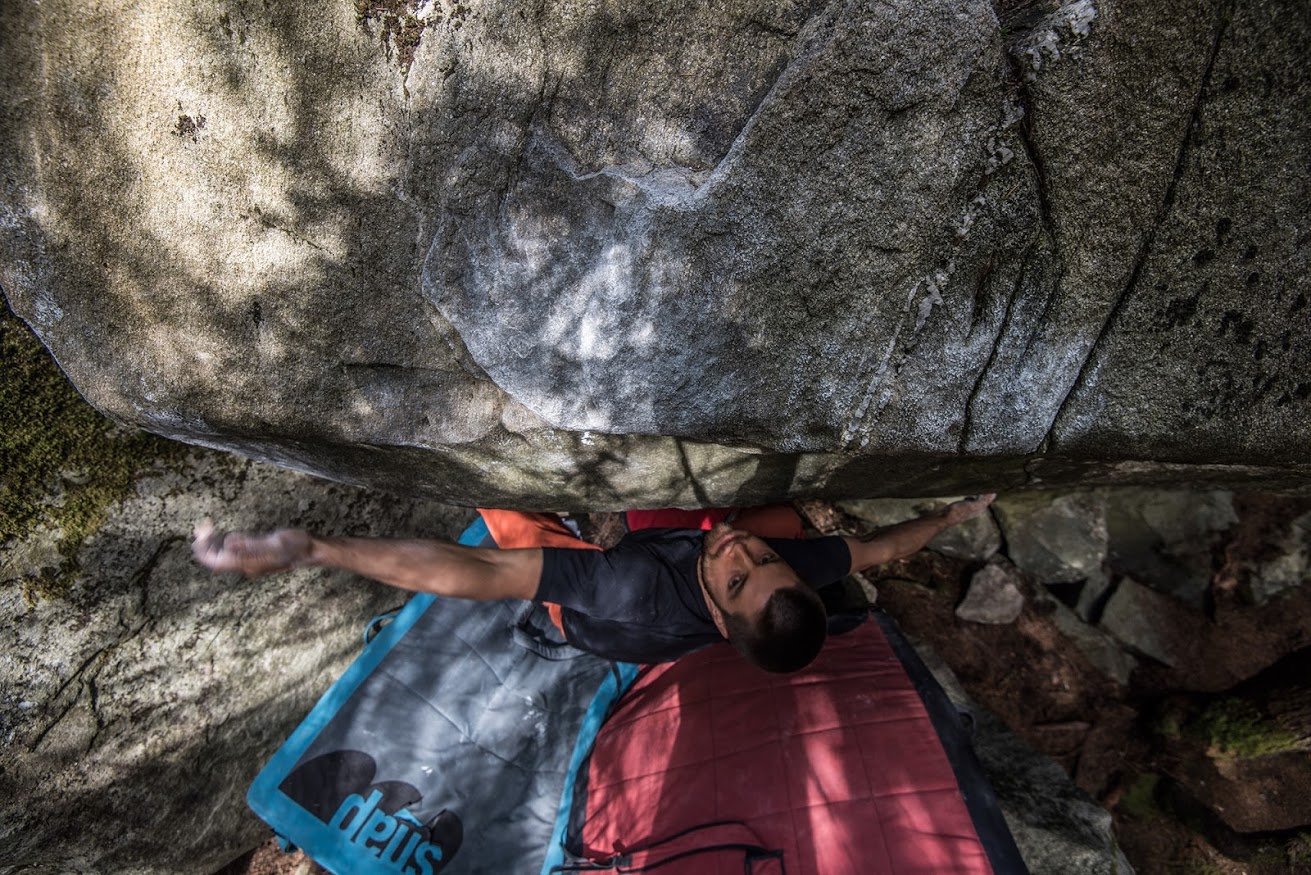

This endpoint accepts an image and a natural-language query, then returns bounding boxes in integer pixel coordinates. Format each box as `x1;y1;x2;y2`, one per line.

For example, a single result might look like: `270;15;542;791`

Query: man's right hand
192;519;312;578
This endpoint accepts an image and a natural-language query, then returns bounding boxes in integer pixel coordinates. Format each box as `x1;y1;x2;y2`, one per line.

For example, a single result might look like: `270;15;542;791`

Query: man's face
698;522;803;624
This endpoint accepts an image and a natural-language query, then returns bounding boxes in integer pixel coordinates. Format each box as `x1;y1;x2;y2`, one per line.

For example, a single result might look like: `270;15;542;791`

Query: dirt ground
215;841;320;875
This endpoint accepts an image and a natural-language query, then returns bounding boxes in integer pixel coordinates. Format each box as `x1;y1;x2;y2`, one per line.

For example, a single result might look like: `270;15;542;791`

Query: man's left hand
940;494;997;526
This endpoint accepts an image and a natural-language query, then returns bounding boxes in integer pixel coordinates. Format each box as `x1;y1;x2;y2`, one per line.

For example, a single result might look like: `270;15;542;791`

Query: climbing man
192;496;995;673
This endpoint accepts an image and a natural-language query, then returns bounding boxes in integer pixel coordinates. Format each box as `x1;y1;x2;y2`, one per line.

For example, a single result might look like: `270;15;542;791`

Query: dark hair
722;585;828;674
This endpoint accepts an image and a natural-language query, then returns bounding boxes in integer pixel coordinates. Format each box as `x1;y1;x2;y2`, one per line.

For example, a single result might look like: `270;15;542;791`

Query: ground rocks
993;488;1239;620
1098;577;1194;667
994;492;1110;619
979;706;1137;875
1171;749;1311;834
1104;491;1236;610
0;452;473;875
833;489;1311;695
915;646;1136;875
1042;594;1138;687
957;560;1027;624
1157;654;1311;836
2;0;1309;508
1242;508;1311;605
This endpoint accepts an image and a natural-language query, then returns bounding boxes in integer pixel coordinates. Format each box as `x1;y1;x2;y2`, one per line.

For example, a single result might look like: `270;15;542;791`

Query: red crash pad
570;621;994;875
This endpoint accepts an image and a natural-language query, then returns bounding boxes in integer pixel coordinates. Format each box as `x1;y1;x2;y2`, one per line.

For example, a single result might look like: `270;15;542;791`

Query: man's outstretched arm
842;494;996;574
191;520;542;601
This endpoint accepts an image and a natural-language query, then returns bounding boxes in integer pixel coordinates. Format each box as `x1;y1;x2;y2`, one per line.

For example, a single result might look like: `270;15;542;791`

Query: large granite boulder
2;0;1309;509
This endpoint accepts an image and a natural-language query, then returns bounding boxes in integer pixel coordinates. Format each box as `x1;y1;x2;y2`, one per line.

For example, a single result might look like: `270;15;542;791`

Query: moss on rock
1191;699;1304;760
1118;772;1163;821
1;304;183;599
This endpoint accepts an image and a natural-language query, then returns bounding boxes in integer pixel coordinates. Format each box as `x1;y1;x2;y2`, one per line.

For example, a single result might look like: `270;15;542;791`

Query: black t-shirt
534;528;851;663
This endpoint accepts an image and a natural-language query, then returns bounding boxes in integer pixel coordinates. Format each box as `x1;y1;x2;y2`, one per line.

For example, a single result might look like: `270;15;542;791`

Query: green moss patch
1288;833;1311;867
2;305;182;600
1192;699;1303;760
1118;773;1162;820
1156;707;1184;741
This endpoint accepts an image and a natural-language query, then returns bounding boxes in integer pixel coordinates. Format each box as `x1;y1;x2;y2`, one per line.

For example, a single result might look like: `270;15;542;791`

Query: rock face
1;0;1309;509
0;451;473;875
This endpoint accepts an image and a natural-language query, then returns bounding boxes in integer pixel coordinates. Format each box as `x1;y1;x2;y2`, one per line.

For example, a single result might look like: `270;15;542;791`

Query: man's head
697;523;828;673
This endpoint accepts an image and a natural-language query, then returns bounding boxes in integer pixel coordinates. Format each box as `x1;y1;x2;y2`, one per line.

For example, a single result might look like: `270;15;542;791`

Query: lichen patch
354;0;469;78
171;100;207;143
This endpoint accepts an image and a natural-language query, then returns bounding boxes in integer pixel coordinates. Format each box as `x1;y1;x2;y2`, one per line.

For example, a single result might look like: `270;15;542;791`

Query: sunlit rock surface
2;0;1308;508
